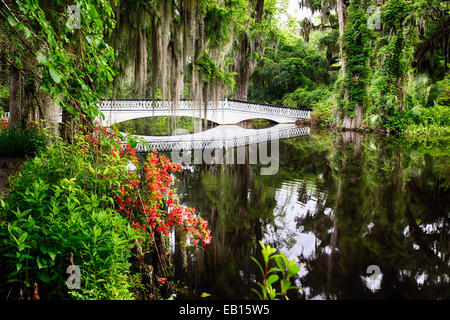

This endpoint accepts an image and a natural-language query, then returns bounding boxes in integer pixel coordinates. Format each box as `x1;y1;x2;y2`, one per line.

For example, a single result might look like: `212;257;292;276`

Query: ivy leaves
4;0;116;123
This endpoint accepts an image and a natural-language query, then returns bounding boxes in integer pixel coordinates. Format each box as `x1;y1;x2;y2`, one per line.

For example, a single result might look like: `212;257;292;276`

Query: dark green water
171;130;450;300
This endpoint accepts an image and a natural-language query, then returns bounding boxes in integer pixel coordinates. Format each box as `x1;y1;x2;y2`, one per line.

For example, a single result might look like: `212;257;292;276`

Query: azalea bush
0;119;7;130
0;124;211;300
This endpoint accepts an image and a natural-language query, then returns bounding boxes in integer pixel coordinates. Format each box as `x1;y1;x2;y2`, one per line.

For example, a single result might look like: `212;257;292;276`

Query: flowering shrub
0;123;211;300
115;149;212;247
0;119;7;130
84;124;212;247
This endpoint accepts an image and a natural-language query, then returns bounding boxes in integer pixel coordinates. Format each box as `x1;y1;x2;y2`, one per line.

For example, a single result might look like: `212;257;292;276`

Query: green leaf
49;66;61;84
288;264;300;278
251;256;264;278
281;279;291;291
48;251;57;261
37;52;48;65
37;256;47;269
127;138;137;149
7;15;18;27
251;288;263;300
22;25;31;39
267;274;279;286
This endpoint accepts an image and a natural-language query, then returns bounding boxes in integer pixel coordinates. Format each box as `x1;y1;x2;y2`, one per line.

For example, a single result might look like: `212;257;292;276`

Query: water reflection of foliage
175;160;279;299
170;131;448;299
117;116;217;136
297;132;450;299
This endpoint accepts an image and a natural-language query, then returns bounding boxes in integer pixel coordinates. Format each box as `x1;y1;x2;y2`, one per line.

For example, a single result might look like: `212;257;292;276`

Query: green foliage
249;31;331;104
311;98;336;127
3;0;115;121
406;74;442;109
341;1;371;112
283;87;330;109
251;241;301;300
0;130;142;299
0;127;45;157
196;51;236;90
117;116;204;136
436;73;450;106
0;85;8;112
403;123;450;145
384;109;417;133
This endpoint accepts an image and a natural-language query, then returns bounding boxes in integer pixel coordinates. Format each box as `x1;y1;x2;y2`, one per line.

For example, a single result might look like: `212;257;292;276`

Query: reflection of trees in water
297;132;450;299
170;131;449;299
117;116;216;136
174;148;279;299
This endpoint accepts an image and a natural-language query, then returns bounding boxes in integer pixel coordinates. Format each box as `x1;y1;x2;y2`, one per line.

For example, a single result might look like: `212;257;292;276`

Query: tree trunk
236;0;264;101
336;0;349;127
40;91;60;136
112;0;120;102
336;0;346;77
237;35;251;101
342;102;362;131
134;9;148;98
8;64;21;128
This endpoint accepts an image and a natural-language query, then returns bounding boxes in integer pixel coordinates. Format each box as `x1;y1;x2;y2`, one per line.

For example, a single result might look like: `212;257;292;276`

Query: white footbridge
2;99;312;151
97;99;311;151
97;99;311;126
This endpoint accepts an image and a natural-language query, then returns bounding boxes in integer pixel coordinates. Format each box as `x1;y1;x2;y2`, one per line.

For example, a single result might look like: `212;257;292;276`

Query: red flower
157;277;167;284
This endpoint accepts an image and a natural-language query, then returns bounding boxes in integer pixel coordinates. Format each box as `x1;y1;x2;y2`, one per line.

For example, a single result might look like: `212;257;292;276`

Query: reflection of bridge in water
97;99;311;152
126;124;310;152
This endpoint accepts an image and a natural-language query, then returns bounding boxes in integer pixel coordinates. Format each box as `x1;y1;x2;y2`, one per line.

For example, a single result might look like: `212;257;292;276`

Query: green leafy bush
0;125;211;300
0;131;143;299
283;87;330;109
0;84;8;113
403;124;450;145
310;98;335;127
0;127;45;157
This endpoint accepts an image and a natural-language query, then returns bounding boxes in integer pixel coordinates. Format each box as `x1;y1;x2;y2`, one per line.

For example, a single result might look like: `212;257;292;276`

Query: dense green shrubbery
248;32;332;105
0;84;8;114
0;126;46;157
0;130;142;299
310;98;336;127
403;123;450;145
380;73;450;135
0;126;211;300
282;87;330;109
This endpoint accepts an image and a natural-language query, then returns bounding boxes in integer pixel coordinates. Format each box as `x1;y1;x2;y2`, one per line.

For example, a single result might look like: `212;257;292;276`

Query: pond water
168;129;450;300
117;116;218;136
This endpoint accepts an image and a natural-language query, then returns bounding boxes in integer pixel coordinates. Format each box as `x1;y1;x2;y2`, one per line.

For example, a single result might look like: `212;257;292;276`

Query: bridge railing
226;100;311;119
133;126;310;152
98;99;225;111
1;112;9;120
97;99;311;119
